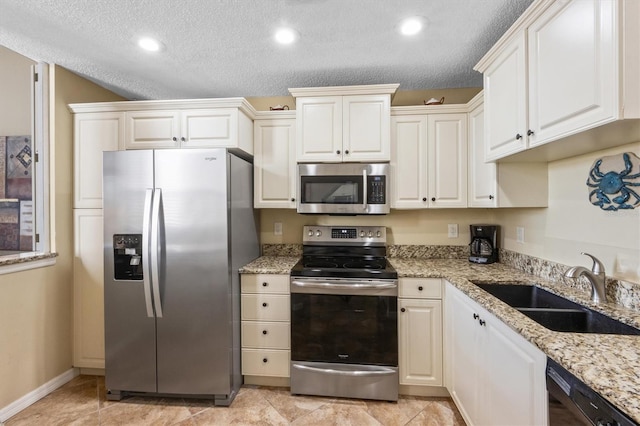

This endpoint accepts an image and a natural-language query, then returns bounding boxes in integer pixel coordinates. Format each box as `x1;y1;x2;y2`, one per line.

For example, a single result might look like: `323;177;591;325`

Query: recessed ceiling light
138;37;164;52
274;28;299;45
398;17;425;36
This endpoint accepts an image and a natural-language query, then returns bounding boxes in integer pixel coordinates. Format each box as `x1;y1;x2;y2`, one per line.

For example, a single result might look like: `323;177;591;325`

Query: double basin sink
473;283;640;335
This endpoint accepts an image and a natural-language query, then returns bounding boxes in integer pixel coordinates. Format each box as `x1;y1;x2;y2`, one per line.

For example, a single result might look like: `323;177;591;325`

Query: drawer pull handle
262;330;268;335
262;302;268;307
263;358;268;363
262;282;268;287
418;286;423;291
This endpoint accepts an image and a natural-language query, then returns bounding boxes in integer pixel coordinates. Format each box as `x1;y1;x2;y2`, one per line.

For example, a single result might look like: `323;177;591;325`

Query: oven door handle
291;280;397;290
292;363;397;377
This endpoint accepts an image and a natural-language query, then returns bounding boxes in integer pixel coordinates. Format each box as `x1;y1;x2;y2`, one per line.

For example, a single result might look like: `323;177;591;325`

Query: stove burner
304;261;339;268
343;261;384;270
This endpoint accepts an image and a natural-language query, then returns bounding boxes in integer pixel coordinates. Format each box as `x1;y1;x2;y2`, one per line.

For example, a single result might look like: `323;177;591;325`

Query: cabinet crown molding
289;84;399;98
68;97;258;118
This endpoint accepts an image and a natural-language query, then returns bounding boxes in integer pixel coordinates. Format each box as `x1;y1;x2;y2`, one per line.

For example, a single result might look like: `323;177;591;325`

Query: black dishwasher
546;358;638;426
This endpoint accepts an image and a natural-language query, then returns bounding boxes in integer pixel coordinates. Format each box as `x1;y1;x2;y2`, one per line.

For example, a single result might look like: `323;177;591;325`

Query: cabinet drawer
399;278;442;299
241;274;290;294
242;349;290;377
241;321;290;349
241;294;290;321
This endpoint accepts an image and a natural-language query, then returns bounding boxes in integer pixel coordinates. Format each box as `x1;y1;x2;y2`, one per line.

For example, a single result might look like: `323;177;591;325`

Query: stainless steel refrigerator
103;148;259;405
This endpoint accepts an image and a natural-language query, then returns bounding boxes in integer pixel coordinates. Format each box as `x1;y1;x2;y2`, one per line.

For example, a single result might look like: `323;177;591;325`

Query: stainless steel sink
474;283;640;335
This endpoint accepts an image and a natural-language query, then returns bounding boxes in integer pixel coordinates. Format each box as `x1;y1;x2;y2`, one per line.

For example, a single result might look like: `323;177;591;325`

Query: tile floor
5;375;466;425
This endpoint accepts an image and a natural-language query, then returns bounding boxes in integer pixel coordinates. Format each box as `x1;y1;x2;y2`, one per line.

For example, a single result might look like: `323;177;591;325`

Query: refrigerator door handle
151;188;164;318
142;188;154;318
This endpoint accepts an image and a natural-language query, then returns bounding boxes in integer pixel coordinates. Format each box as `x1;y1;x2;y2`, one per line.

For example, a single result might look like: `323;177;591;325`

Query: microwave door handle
362;169;368;212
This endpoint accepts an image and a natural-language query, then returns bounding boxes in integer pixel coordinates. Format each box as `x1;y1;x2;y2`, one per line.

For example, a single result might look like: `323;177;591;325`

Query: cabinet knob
400;308;406;313
473;313;479;320
515;133;522;140
527;129;535;136
291;198;295;202
345;150;349;155
172;137;177;142
262;282;268;287
263;358;268;363
431;197;436;202
489;195;494;200
418;286;423;291
422;197;427;202
262;302;268;307
479;319;486;326
262;330;268;335
336;150;341;155
181;136;186;142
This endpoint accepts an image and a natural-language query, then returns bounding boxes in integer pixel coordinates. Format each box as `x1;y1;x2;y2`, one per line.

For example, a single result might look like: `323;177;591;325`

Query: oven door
291;277;398;366
297;163;389;214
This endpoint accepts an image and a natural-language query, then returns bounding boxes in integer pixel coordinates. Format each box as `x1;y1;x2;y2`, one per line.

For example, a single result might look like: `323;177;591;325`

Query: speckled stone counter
239;253;640;423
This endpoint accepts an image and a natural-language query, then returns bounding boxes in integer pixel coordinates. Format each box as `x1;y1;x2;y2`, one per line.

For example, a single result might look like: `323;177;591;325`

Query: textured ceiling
0;0;533;100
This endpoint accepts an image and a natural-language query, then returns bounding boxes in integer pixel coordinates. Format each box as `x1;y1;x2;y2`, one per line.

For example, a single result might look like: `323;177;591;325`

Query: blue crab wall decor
587;152;640;211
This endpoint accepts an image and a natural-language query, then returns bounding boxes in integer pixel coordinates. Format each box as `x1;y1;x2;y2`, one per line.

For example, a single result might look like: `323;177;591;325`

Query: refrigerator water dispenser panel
113;234;143;280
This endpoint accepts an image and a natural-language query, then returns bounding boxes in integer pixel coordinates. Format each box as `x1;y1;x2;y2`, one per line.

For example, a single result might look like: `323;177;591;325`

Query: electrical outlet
448;223;458;238
274;222;283;236
516;227;525;244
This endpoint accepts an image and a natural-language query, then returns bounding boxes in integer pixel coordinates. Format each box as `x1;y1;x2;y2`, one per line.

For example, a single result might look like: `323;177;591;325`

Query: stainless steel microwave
297;163;390;215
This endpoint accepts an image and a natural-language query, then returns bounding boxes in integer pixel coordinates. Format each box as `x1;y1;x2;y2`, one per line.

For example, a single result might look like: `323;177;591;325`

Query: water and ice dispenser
113;234;143;280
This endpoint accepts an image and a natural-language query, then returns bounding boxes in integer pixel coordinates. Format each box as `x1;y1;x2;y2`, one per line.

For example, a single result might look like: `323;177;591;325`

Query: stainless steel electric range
289;225;398;402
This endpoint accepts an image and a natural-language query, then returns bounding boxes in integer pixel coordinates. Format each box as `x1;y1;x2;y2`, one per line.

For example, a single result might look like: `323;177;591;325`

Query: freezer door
154;149;232;395
103;150;157;393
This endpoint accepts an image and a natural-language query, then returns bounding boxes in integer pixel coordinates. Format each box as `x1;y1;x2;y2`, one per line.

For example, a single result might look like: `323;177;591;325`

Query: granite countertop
240;255;640;423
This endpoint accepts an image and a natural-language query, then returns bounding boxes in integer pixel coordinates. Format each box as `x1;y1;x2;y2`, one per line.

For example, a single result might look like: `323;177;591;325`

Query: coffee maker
469;224;499;264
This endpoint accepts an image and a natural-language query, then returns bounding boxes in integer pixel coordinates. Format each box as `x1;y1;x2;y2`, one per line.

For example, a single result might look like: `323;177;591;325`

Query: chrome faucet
564;253;607;304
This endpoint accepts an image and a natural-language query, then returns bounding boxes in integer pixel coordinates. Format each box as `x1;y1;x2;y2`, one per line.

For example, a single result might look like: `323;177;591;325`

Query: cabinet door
254;119;296;208
427;113;468;208
343;94;391;162
485;318;548;426
125;110;180;149
467;103;497;207
527;0;617;147
390;115;428;208
181;108;237;148
74;112;124;208
296;96;342;162
398;299;443;386
445;284;483;425
484;33;528;161
73;209;105;369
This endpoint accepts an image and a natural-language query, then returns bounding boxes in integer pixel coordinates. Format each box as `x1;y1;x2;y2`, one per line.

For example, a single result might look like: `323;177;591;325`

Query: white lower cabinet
241;274;290;378
73;209;105;369
398;278;443;387
445;281;548;426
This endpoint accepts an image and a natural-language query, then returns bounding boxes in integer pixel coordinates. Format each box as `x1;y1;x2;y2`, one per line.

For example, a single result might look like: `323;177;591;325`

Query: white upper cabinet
290;84;398;162
467;93;548;208
72;111;125;208
253;113;297;209
476;0;640;162
391;107;467;209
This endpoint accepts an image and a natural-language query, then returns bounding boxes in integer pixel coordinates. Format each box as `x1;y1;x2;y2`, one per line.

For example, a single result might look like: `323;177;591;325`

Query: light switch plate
448;224;458;238
274;222;283;236
516;227;525;243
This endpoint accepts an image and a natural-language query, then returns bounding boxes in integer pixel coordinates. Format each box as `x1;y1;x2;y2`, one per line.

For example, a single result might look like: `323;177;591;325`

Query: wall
497;142;640;284
0;46;34;135
0;49;124;410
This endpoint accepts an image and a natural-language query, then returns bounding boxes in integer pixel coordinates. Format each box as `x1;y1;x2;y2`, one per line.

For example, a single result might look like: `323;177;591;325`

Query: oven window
300;176;363;204
291;293;398;366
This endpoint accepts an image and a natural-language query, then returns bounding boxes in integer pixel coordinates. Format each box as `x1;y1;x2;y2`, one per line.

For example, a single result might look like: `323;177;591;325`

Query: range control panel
303;225;387;245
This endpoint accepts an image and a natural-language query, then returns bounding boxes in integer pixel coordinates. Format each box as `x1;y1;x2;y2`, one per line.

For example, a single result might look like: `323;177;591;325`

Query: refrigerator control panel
113;234;143;280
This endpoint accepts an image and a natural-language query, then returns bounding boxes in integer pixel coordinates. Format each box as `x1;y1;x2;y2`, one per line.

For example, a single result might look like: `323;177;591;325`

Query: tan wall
0;56;124;409
0;46;35;135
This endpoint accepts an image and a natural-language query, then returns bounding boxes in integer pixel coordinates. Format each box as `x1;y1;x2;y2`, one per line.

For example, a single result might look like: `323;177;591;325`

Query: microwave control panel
367;175;386;204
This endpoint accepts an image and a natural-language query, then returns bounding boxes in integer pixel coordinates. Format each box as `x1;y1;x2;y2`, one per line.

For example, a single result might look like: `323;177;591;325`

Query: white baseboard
0;368;78;423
